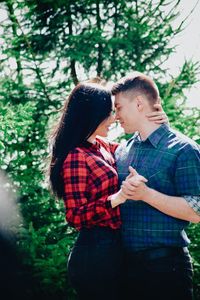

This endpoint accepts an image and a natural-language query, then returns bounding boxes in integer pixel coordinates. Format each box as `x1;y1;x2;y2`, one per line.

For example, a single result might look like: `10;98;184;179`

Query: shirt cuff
183;195;200;215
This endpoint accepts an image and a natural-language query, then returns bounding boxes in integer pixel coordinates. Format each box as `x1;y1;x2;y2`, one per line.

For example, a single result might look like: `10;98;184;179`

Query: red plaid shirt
62;138;121;230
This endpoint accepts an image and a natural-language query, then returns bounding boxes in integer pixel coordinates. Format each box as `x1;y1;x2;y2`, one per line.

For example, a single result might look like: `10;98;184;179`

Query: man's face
114;92;139;134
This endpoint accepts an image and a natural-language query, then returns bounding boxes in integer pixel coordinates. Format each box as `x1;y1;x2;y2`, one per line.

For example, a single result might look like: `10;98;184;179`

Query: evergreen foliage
0;0;199;299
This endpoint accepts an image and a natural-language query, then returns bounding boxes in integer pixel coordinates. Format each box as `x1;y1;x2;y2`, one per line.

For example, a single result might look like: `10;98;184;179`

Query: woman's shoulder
63;147;87;164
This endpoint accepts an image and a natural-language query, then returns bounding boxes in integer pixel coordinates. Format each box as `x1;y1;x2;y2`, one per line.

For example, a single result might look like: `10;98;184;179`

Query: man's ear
136;96;143;111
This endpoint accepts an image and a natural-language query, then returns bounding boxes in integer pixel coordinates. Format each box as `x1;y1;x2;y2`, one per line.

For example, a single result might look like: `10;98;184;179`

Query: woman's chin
99;132;108;138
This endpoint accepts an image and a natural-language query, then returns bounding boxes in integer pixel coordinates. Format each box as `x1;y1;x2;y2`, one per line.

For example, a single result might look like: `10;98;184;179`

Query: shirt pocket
145;167;173;193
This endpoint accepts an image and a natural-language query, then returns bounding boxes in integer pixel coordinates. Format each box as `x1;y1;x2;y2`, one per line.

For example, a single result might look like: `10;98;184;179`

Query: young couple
49;72;200;300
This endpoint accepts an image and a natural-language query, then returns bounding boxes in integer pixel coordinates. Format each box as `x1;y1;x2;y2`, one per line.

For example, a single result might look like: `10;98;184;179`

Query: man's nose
115;112;120;120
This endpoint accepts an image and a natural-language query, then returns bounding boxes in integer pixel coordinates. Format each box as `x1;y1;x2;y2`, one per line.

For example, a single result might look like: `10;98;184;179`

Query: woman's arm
63;151;125;230
146;103;169;124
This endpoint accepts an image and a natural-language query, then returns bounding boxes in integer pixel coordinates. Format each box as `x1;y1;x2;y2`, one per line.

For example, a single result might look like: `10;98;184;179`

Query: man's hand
121;166;149;200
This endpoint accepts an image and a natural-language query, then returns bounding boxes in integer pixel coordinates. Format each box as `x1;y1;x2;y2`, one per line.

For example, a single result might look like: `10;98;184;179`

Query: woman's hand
146;103;169;124
108;189;127;208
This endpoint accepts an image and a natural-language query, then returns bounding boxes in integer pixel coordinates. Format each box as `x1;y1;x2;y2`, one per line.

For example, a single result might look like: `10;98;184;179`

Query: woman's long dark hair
49;82;112;199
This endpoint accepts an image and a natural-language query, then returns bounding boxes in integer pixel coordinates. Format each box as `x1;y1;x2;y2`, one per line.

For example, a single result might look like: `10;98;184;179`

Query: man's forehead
114;93;126;105
114;98;120;106
115;91;141;106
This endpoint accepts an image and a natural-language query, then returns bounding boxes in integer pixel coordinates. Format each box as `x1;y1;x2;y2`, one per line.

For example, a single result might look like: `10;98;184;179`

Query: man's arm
121;168;200;223
142;188;200;223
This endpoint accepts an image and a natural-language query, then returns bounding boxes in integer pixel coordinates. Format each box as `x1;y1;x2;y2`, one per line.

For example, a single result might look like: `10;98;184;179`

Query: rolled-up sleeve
174;145;200;196
184;195;200;215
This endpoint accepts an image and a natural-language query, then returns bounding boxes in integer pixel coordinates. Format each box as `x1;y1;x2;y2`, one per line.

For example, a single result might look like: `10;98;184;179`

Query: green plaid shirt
115;124;200;251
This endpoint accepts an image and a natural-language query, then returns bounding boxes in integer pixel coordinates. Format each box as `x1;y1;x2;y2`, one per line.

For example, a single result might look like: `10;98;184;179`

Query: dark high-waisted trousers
67;226;123;300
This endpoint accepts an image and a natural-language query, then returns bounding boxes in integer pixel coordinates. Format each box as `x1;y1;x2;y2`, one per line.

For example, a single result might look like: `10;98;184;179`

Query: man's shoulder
167;127;199;152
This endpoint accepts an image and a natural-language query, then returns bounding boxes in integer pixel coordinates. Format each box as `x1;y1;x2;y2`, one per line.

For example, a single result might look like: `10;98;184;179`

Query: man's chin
124;128;134;134
123;127;131;134
121;124;135;134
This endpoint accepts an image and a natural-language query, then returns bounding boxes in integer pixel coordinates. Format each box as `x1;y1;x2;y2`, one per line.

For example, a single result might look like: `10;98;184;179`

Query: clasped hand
121;166;149;201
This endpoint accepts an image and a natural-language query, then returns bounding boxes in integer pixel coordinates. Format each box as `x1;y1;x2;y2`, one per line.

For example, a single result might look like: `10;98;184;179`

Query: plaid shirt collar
80;139;101;150
128;124;170;148
147;124;170;148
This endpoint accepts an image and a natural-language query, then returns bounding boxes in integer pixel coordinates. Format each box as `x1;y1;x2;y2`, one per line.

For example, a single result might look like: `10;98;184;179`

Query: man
111;72;200;300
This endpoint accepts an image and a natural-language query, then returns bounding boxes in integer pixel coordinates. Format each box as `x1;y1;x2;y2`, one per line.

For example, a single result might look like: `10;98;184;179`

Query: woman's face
94;110;116;137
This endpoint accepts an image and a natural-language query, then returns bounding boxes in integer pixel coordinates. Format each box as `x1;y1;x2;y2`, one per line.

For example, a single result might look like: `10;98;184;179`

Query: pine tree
0;0;199;298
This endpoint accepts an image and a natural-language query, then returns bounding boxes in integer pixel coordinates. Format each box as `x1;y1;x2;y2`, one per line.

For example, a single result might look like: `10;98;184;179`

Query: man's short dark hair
111;71;160;104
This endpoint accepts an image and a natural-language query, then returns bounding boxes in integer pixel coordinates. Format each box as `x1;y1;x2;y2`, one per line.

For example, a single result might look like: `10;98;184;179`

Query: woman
48;81;167;300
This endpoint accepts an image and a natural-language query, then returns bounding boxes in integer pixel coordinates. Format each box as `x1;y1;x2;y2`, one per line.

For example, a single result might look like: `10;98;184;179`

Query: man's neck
138;122;161;141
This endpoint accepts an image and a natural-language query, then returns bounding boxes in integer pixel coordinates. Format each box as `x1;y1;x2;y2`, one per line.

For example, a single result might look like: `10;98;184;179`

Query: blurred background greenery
0;0;199;299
